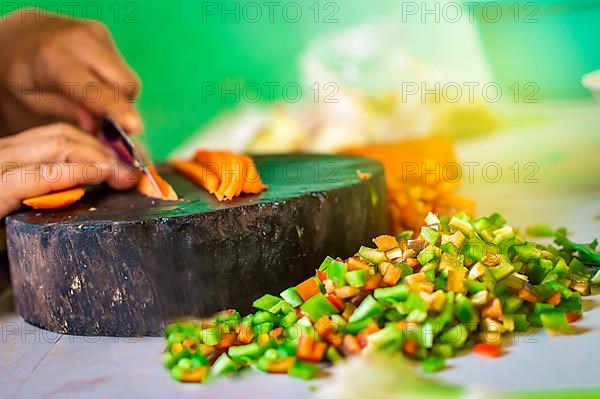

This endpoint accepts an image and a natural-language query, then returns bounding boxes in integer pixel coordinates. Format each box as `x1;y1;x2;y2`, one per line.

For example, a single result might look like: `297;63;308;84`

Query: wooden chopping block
5;154;388;336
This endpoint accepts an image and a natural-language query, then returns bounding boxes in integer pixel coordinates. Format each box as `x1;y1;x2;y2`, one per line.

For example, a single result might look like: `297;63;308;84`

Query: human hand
0;8;142;135
0;123;139;218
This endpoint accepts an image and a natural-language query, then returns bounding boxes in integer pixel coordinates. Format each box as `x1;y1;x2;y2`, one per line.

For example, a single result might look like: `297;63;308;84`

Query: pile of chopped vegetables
163;212;599;383
341;136;475;234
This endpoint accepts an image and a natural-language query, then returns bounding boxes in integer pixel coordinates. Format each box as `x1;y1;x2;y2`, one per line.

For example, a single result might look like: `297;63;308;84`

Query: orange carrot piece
266;357;296;373
297;335;316;361
237;324;254;344
546;292;561;306
296;277;321;301
22;187;85;210
518;288;539;303
240;154;267;194
346;257;371;271
342;335;361;355
373;235;399;251
310;342;328;362
137;166;178;201
180;367;209;383
257;333;270;345
481;298;503;321
334;286;360;299
269;327;283;340
171;160;220;194
383;265;402;286
473;343;502;358
217;332;237;349
402;339;419;357
362;274;383;291
326;294;344;311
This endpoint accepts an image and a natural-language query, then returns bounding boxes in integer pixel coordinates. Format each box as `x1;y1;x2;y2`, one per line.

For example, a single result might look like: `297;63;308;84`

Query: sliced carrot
373;235;399;251
518;288;539;303
137;166;178;201
473;343;502;358
334;286;360;299
216;332;237;349
310;342;328;362
297;335;316;361
346;257;371;271
239;154;267;194
546;292;561;306
402;339;419;357
269;327;283;340
266;357;296;373
382;265;402;286
481;298;503;321
356;322;380;347
296;277;321;301
23;187;85;210
170;160;220;194
237;324;254;344
342;335;361;355
315;316;342;346
180;367;209;383
362;274;383;291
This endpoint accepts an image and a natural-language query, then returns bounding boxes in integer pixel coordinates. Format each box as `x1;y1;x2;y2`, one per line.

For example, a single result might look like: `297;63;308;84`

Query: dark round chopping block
6;154;389;336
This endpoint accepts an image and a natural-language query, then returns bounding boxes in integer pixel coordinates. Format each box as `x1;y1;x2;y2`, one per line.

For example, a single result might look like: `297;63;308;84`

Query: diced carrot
326;294;344;311
383;265;402;286
182;338;195;349
518;288;539;303
566;312;582;323
237;324;254;344
297;335;316;361
137;166;178;201
217;332;237;349
481;298;503;321
23;187;85;210
171;160;220;194
315;317;343;346
373;235;399;251
266;357;296;373
269;327;283;340
402;339;419;357
342;335;361;355
346;257;371;271
310;342;328;362
473;343;502;358
362;274;383;291
335;286;360;299
406;258;420;269
180;367;209;383
296;277;321;301
546;292;561;306
356;322;380;347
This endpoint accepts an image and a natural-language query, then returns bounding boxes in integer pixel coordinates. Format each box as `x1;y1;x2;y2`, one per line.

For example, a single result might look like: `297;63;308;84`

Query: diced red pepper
403;339;419;357
566;312;582;323
316;270;327;282
326;294;344;311
473;343;502;358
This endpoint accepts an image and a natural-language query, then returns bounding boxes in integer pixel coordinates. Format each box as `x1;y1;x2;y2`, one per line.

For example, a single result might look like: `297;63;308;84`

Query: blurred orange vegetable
341;136;474;234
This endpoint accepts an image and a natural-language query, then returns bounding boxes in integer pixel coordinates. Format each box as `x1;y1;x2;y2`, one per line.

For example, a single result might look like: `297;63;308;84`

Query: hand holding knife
100;116;162;194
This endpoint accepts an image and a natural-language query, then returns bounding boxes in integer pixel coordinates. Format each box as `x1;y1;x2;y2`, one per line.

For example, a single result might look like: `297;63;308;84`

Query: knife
100;117;162;194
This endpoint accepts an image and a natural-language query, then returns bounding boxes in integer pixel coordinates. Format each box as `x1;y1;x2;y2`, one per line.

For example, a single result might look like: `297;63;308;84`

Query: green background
3;1;598;161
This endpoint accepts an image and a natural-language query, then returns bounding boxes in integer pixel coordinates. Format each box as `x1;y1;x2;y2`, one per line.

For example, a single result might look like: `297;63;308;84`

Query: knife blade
100;117;162;195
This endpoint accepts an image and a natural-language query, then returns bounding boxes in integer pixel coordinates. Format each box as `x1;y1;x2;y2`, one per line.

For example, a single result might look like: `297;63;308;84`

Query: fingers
6;21;143;134
0;123;116;164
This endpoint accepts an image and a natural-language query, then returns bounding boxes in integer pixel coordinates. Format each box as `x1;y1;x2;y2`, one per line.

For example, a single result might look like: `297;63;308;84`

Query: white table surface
1;100;599;399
